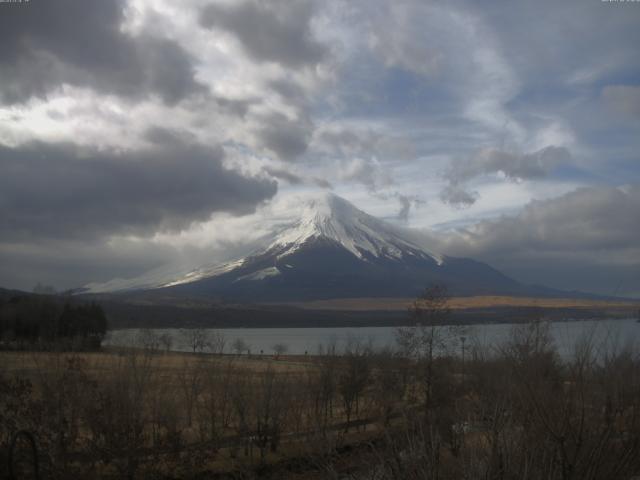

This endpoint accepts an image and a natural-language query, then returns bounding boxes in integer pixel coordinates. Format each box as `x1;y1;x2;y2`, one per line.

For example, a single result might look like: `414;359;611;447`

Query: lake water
104;318;640;359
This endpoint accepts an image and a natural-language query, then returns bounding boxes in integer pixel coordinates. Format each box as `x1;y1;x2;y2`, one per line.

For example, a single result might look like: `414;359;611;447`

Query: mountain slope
83;193;543;301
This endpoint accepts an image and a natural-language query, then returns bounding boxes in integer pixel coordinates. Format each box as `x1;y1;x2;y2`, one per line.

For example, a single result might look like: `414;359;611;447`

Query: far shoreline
266;295;640;312
102;295;640;330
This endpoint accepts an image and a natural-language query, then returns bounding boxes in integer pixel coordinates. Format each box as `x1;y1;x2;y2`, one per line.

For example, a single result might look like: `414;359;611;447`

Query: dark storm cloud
435;185;640;296
0;141;277;240
200;0;326;68
0;238;176;292
0;0;206;104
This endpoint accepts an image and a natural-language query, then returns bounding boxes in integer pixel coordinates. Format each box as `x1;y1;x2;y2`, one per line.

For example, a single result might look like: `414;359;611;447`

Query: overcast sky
1;0;639;297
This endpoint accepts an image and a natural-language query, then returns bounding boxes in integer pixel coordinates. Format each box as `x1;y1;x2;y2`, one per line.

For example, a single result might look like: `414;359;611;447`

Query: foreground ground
2;323;640;479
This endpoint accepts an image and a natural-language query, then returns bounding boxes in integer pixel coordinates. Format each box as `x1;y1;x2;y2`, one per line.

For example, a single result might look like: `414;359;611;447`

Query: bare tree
306;347;338;436
136;329;161;352
272;343;288;359
372;349;405;426
181;328;209;354
253;367;290;459
395;284;462;414
158;332;173;352
338;337;372;432
232;338;249;356
83;350;157;479
198;358;235;444
178;357;206;428
229;368;253;457
208;330;226;355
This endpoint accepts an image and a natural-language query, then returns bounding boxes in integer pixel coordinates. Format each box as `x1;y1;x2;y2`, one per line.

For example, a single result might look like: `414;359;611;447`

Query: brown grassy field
3;326;640;479
273;295;640;311
0;348;400;478
0;349;311;376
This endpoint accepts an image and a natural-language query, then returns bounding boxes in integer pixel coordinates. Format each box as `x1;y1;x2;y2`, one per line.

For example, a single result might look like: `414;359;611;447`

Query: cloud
0;0;637;295
364;1;521;138
268;78;308;106
446;145;571;184
602;85;640;118
313;126;415;162
446;185;640;252
200;0;327;68
213;96;257;118
324;141;425;221
474;1;640;90
313;177;333;189
433;185;640;297
339;157;393;192
396;194;424;222
262;165;333;190
440;145;571;207
262;166;304;185
254;112;313;161
439;185;479;209
144;126;197;146
0;141;277;240
0;0;205;105
0;237;178;292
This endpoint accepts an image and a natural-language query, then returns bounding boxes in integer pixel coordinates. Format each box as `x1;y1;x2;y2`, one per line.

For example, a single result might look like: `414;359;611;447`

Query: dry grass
0;349;311;377
0;349;388;478
273;295;640;311
3;338;640;479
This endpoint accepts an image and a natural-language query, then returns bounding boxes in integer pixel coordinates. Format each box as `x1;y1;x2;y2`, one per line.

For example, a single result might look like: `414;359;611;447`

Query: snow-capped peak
267;192;442;262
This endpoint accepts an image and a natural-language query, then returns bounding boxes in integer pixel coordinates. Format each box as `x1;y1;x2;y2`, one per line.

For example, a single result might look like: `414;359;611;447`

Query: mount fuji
83;193;548;302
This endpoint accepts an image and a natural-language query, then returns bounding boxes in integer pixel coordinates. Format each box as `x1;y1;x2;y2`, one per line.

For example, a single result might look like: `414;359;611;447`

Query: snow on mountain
158;259;245;288
82;192;445;294
266;193;442;263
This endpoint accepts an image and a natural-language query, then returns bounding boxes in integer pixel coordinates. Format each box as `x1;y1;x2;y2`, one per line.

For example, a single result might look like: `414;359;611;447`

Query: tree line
0;294;107;350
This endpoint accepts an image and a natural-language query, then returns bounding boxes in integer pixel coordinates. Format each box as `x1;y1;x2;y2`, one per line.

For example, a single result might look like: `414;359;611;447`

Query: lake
104;318;640;359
